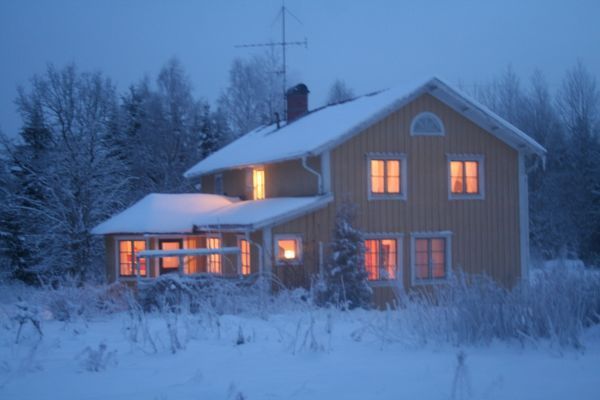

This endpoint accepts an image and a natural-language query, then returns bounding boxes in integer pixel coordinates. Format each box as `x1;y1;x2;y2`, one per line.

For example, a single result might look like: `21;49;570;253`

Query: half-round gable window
410;112;445;136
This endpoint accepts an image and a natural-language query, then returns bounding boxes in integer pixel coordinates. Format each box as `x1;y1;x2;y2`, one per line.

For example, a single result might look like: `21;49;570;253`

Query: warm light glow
370;160;385;193
119;240;146;276
386;160;400;193
284;249;296;259
207;237;222;274
253;168;265;200
370;159;401;195
239;239;251;275
277;239;299;262
450;160;479;194
160;241;181;270
364;239;397;280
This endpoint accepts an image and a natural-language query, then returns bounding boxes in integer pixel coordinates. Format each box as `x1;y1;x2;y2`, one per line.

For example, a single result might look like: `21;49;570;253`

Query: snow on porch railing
135;247;240;276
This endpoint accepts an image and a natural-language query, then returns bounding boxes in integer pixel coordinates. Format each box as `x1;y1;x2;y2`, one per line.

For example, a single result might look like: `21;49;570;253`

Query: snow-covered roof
91;193;332;234
184;77;546;178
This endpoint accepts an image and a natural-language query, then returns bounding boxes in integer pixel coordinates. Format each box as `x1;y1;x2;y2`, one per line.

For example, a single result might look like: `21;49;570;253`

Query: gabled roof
91;193;332;234
184;77;546;178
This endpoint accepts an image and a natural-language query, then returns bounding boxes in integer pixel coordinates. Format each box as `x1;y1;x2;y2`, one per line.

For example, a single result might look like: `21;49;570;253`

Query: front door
159;239;183;274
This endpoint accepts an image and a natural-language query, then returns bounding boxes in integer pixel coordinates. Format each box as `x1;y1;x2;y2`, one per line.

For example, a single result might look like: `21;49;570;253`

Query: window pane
432;263;446;278
450;161;464;193
253;169;265;200
207;237;222;274
119;241;133;276
415;239;428;252
278;239;298;261
381;239;397;279
133;241;146;276
240;239;251;275
465;162;479;193
416;264;429;279
431;238;445;252
364;240;378;280
370;160;385;193
161;241;181;269
386;160;401;193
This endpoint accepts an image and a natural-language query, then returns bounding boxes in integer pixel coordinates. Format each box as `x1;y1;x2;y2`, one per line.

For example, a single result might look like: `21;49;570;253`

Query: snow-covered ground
1;307;600;400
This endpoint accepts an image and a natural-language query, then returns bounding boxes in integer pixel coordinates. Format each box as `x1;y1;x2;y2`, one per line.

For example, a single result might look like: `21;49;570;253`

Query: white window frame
274;234;303;265
205;234;223;274
447;154;485;200
237;235;251;276
410;112;445;136
367;153;408;201
410;231;452;286
214;173;224;195
252;167;266;200
364;233;403;287
114;235;150;279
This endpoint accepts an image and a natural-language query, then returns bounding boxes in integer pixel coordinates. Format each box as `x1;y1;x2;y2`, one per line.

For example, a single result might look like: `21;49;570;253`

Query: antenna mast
234;1;307;118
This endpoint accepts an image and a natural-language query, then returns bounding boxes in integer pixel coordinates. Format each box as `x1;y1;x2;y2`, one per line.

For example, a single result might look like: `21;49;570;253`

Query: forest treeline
0;55;598;284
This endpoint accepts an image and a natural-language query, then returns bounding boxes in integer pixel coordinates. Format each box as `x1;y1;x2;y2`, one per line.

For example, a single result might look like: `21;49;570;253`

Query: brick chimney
286;83;309;122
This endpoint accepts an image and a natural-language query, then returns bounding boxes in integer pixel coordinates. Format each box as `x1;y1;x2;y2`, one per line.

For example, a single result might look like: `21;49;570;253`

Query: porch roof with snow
91;193;333;234
184;77;546;178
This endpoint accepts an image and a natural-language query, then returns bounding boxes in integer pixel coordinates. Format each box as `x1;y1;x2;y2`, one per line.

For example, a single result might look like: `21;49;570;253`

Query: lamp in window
277;238;300;263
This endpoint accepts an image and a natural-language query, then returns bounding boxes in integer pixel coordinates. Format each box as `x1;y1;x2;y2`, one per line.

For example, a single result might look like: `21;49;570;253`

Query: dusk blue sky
1;0;599;137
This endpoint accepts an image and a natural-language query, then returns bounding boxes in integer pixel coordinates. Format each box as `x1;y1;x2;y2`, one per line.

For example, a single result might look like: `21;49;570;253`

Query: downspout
302;156;323;194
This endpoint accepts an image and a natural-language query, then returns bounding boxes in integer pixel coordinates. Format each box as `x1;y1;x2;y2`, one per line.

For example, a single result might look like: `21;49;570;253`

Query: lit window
449;159;481;195
414;237;447;281
364;239;398;280
253;168;265;200
239;238;251;275
215;174;224;195
119;240;146;276
207;237;222;274
276;236;302;264
369;157;404;197
410;112;445;136
159;239;182;273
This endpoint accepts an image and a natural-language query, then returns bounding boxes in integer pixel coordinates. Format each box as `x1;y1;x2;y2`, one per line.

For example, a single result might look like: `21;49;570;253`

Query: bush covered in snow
371;265;600;348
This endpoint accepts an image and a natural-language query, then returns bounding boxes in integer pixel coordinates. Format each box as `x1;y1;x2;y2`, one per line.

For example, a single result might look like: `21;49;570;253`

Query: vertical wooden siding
272;93;522;292
201;157;321;199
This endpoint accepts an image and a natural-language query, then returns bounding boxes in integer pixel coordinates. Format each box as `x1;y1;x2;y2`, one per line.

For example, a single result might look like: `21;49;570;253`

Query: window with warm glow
160;240;182;271
253;168;265;200
414;237;447;281
364;239;398;280
207;237;222;274
276;236;302;264
450;160;480;195
239;238;251;275
368;156;405;198
119;240;146;276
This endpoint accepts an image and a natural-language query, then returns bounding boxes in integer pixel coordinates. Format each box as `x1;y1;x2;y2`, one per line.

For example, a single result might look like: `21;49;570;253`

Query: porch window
253;168;265;200
239;238;251;275
207;237;222;274
414;237;447;281
364;238;398;280
119;240;146;276
448;156;484;199
159;239;182;273
275;235;302;264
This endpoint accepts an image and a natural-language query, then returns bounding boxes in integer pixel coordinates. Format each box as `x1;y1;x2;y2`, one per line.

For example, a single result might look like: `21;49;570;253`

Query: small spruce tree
323;203;372;309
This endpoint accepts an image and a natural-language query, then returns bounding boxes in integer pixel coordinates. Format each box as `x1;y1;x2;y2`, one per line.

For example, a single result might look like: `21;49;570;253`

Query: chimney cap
286;83;309;96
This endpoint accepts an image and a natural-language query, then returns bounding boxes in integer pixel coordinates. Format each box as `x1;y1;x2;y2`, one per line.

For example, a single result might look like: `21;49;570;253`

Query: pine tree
322;203;372;309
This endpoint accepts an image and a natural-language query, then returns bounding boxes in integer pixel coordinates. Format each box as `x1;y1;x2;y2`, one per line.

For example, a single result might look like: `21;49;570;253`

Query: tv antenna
234;1;308;117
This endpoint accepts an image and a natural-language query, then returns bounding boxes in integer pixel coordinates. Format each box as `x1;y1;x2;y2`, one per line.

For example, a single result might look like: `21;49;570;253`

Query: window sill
368;193;407;201
276;260;303;266
448;194;484;200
